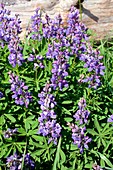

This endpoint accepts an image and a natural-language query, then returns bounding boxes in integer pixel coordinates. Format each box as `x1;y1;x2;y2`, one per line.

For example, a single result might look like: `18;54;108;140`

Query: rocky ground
0;0;31;6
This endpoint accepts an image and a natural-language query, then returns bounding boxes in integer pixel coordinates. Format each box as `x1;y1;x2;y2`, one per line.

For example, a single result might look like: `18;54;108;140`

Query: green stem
78;0;82;21
21;138;27;170
15;64;19;76
35;68;38;91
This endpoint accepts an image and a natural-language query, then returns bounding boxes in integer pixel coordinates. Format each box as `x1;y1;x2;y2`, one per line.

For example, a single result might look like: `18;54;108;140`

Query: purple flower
68;123;91;153
73;97;90;124
4;128;17;138
50;53;69;91
0;4;24;67
6;153;34;170
24;153;35;169
9;72;32;108
28;8;42;40
6;153;22;170
79;46;105;89
93;163;103;170
38;83;61;144
28;54;44;69
107;114;113;123
0;91;4;98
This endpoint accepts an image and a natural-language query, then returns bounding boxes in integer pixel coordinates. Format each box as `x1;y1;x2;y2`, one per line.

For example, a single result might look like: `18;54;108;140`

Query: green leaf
97;152;113;168
18;128;26;136
62;101;73;104
27;129;37;136
31;149;45;156
60;149;66;165
4;114;16;123
52;137;61;170
94;118;101;133
64;117;73;122
32;135;44;142
87;129;98;135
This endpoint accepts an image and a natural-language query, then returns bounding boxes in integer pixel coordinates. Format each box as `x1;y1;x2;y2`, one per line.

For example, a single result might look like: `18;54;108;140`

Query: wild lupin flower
38;83;61;144
68;123;91;153
93;163;103;170
6;153;35;170
28;54;44;69
79;46;105;89
0;91;4;98
50;51;69;91
4;128;17;138
30;8;42;40
9;71;32;108
6;153;22;170
107;114;113;123
73;97;90;125
0;4;24;67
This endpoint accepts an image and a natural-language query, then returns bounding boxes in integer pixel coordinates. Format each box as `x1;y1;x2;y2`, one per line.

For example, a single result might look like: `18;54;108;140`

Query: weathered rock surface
2;0;113;40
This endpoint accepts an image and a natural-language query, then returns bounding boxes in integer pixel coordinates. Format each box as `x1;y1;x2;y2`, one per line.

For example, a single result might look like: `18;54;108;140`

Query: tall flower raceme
73;97;90;125
66;6;88;55
0;4;24;67
9;71;32;108
68;97;91;153
29;8;42;40
6;153;35;170
68;123;91;153
78;45;105;89
38;83;62;144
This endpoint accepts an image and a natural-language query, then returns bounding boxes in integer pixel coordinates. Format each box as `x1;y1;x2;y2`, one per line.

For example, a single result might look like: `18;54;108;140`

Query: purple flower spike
79;46;105;89
0;5;24;67
73;97;90;125
9;72;32;108
6;153;35;170
38;83;61;144
68;123;91;153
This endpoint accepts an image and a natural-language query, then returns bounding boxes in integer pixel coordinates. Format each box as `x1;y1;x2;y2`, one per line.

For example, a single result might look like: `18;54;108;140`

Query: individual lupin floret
0;91;4;98
73;97;90;124
38;83;62;144
4;128;17;138
93;163;103;170
107;114;113;124
28;54;44;69
9;72;32;108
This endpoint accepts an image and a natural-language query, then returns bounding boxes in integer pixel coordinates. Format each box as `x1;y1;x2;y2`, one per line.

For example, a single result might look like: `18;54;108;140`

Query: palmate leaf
87;129;98;136
52;137;61;170
59;149;66;165
94;117;102;133
97;152;113;168
31;149;45;157
62;100;73;104
4;114;16;123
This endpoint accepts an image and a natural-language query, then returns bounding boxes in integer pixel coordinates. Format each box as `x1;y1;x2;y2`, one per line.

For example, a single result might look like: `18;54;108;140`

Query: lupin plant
0;3;113;170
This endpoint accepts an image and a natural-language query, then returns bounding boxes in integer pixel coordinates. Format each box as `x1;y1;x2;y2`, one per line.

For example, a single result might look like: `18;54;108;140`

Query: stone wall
3;0;113;40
